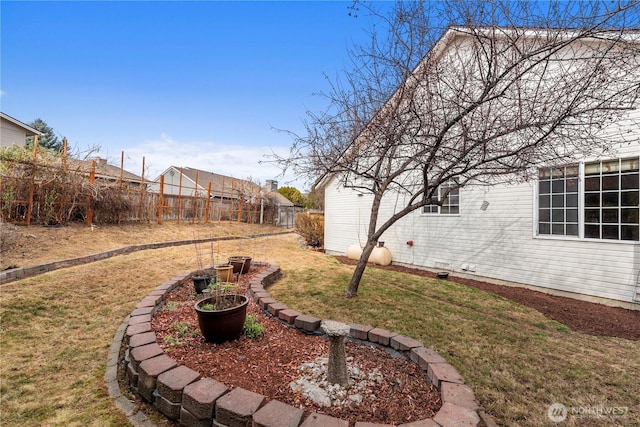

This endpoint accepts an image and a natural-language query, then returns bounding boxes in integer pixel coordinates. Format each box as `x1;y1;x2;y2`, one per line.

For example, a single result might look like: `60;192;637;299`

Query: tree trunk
345;240;377;297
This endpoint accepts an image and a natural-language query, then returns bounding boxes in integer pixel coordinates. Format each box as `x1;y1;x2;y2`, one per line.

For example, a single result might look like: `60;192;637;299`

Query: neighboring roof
0;112;43;136
70;157;144;183
266;191;294;207
159;166;262;197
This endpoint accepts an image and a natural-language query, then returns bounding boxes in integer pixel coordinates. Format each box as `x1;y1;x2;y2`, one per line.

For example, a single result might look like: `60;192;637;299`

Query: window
423;183;460;215
536;157;639;242
537;165;579;236
584;157;639;241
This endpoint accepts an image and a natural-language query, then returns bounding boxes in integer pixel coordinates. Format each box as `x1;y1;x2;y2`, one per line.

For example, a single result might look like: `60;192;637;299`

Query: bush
294;212;324;247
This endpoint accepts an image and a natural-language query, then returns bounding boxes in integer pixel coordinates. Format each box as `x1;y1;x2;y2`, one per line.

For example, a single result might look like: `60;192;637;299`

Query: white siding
324;145;640;305
0;121;27;148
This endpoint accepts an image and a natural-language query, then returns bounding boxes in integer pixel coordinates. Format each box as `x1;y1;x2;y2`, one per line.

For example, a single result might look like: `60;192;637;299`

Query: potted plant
191;268;216;294
192;239;217;293
195;281;248;343
228;256;252;274
214;263;234;282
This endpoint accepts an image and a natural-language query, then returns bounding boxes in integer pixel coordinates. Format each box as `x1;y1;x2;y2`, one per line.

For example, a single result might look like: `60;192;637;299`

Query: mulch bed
335;256;640;341
152;267;441;426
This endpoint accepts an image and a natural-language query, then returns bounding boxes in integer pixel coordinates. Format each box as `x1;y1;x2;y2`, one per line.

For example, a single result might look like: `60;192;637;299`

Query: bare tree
277;1;640;297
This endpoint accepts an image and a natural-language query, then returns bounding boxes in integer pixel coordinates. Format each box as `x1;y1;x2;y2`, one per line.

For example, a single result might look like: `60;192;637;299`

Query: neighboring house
148;166;261;200
0;112;42;148
264;180;297;227
71;157;145;188
322;28;640;308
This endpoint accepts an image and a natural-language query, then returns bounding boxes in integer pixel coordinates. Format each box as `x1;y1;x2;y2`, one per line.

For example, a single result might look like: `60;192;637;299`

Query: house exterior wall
324;143;640;306
147;168;204;197
1;118;28;148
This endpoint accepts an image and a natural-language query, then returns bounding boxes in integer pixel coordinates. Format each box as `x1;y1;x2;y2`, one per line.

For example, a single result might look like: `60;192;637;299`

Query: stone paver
215;387;265;427
278;308;301;324
157;365;202;403
258;296;276;310
368;327;398;346
390;334;423;352
300;412;349;427
252;399;303;427
137;354;178;402
397;419;440;427
409;346;447;370
354;422;395;427
294;314;321;332
440;382;478;411
427;363;464;388
348;323;373;340
129;331;157;348
130;342;164;371
267;302;288;316
126;322;152;339
432;402;480;427
128;313;152;326
182;378;229;420
179;407;211;427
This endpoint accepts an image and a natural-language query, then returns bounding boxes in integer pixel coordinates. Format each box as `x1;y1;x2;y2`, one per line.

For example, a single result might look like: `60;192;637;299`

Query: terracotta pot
194;295;249;343
228;256;252;274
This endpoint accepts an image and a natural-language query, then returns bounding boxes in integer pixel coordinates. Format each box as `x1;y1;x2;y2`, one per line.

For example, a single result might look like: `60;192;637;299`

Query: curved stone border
0;231;292;285
113;264;490;427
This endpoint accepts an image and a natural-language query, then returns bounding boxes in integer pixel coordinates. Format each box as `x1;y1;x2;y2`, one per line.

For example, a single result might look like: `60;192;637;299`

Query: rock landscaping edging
0;231;292;285
110;264;486;427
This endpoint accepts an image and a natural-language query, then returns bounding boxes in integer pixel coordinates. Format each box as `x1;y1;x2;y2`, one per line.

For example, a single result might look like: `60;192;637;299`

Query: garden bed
151;266;442;425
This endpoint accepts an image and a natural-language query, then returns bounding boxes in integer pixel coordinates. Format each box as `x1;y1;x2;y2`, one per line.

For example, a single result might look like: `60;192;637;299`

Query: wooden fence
0;141;286;226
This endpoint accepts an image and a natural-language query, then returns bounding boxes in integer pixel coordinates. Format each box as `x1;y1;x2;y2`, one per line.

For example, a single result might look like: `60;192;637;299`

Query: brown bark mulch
335;256;640;341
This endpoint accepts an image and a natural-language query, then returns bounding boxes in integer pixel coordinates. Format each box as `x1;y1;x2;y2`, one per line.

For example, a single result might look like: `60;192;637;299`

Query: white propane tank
346;244;363;260
369;246;392;266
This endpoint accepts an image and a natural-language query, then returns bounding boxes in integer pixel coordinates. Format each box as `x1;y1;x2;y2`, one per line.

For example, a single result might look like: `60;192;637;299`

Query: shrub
294;212;324;247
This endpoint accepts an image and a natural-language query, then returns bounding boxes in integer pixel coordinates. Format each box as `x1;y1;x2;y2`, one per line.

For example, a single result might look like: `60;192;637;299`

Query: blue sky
1;1;382;191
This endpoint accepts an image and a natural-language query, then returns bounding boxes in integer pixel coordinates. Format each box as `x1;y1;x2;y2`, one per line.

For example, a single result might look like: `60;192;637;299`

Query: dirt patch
335;256;640;341
152;267;441;426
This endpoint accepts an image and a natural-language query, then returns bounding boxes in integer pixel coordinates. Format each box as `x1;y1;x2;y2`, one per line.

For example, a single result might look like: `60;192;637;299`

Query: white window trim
421;184;461;216
533;160;640;244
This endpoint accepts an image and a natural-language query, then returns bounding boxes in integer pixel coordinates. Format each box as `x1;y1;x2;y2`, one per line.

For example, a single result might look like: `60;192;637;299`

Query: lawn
0;222;638;426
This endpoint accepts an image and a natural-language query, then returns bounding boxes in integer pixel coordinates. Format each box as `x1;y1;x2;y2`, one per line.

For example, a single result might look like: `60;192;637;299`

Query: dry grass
1;222;638;426
270;258;640;426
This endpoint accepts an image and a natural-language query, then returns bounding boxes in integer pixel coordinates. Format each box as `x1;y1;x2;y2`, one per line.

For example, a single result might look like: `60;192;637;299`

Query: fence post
26;135;39;226
138;157;145;222
86;160;95;225
193;170;199;223
59;138;68;224
158;175;164;224
177;167;183;224
118;151;124;224
205;182;211;223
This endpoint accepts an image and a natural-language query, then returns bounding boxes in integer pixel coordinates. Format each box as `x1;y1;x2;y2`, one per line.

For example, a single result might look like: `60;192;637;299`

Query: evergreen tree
26;118;63;151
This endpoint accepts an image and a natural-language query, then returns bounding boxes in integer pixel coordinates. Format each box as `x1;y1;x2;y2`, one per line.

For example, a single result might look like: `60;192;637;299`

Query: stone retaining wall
116;264;484;427
0;231;292;285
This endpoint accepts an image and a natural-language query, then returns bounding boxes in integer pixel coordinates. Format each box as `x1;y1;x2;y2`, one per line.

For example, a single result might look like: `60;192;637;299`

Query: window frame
422;183;460;216
534;157;639;243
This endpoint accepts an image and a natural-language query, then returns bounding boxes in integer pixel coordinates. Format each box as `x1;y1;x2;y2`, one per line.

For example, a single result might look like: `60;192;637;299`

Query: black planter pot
192;275;215;294
228;256;252;274
194;295;249;343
